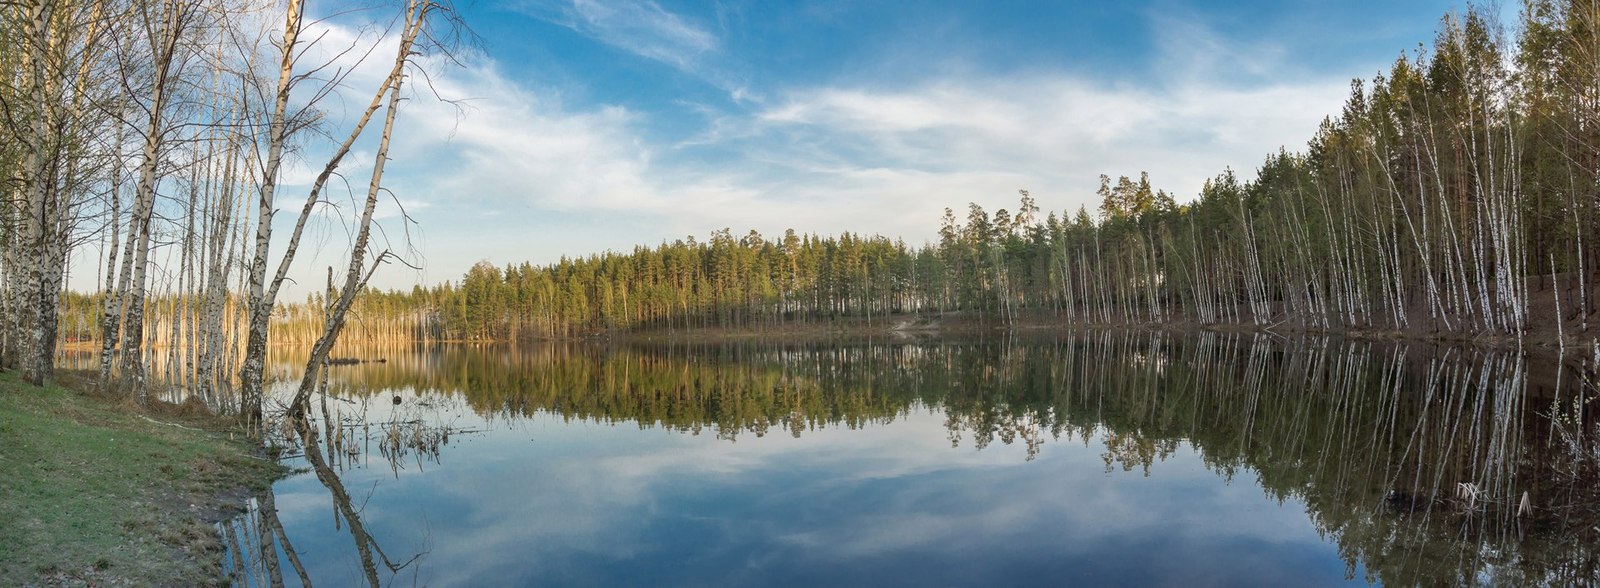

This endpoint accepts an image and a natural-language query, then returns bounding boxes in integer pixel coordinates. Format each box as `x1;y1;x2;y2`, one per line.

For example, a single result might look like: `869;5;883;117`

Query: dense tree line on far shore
41;1;1600;353
185;2;1596;345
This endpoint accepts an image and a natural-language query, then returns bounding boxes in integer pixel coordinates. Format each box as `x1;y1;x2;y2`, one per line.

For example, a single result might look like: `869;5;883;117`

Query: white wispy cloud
242;10;1367;291
508;0;758;102
1147;9;1292;85
661;70;1347;250
513;0;717;71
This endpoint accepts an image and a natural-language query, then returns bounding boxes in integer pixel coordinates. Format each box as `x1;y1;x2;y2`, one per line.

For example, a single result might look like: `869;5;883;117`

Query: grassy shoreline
0;371;284;586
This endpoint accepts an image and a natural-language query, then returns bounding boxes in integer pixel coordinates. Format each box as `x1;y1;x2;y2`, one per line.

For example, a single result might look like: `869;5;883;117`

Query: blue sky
269;0;1476;292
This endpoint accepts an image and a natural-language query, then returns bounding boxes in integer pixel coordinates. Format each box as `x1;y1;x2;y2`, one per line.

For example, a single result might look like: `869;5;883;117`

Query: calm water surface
220;333;1600;586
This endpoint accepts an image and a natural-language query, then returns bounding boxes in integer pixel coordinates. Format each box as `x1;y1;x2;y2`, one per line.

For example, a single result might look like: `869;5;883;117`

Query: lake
220;333;1600;586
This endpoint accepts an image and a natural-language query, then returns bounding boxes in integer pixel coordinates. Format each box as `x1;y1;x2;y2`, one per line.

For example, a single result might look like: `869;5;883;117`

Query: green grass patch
0;371;284;586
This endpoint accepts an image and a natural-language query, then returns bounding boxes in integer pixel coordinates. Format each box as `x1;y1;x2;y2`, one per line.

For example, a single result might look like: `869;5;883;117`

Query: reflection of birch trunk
257;487;311;587
225;482;311;587
257;487;283;587
301;423;423;587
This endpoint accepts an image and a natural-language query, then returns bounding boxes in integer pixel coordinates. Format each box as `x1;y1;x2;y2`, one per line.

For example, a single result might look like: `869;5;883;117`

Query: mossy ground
0;370;284;586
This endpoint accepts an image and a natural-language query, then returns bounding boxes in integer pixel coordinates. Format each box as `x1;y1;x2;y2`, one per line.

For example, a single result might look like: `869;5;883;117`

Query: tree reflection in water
228;333;1599;586
223;418;429;588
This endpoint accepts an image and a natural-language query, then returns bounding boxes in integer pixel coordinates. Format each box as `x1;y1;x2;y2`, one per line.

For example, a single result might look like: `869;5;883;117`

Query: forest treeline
20;1;1600;392
225;2;1600;344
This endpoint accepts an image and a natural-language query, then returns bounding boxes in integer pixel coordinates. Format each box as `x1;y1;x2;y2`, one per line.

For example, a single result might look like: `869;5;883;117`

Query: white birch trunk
286;0;430;417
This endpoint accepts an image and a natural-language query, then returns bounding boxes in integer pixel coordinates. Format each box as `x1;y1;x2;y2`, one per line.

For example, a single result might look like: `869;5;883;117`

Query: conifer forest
226;6;1599;345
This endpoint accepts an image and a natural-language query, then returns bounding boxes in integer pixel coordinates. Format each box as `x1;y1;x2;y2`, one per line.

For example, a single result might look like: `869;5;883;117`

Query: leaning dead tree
282;0;432;420
240;0;454;426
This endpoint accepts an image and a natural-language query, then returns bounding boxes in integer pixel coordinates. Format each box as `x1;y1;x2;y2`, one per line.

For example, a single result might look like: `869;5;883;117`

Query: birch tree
241;0;450;426
1;0;119;386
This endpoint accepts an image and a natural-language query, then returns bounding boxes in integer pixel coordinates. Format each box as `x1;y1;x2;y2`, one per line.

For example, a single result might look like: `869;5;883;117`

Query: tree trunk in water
288;0;429;417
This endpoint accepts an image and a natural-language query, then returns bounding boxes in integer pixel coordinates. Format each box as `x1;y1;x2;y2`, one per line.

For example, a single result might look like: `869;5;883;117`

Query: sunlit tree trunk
284;0;430;417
